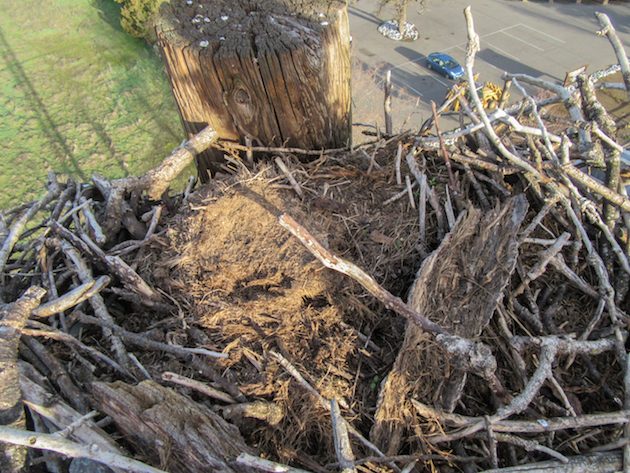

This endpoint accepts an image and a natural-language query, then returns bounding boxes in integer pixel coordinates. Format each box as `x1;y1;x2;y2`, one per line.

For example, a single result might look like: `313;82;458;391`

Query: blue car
426;53;465;80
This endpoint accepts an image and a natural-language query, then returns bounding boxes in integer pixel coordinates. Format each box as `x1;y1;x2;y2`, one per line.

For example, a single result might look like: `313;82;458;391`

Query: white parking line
376;75;425;97
517;23;566;44
485;42;520;61
501;30;545;51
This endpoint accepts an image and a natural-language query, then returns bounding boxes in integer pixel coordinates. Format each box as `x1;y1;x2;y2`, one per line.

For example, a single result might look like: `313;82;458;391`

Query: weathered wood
155;0;351;177
0;287;46;472
371;196;527;455
480;451;622;473
91;380;254;473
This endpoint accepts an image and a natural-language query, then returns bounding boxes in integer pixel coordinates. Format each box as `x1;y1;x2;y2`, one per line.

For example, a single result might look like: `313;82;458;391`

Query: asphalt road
349;0;630;113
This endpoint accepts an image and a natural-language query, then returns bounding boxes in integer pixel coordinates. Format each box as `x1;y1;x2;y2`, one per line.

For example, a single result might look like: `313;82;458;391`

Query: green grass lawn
0;0;182;209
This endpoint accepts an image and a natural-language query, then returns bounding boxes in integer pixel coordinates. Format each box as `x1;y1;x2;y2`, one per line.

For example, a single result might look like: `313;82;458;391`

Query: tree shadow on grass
92;0;125;34
0;26;87;180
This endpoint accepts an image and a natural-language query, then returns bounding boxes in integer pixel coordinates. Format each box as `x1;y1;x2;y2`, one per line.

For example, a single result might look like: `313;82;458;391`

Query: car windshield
443;59;459;69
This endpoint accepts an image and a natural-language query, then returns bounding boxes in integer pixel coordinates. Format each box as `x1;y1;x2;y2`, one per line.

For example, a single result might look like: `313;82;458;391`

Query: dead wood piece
21;337;89;414
91;380;254;473
411;399;630;433
0;425;166;473
384;70;393;136
0;286;46;472
162;371;236;404
331;399;356;473
275;157;304;198
0;179;60;279
479;451;622;473
32;276;110;318
77;313;227;359
138;126;219;199
19;375;123;457
236;453;312;473
492;432;568;463
595;12;630;98
21;320;128;377
60;241;134;377
77;231;161;301
79;197;106;245
371;196;527;455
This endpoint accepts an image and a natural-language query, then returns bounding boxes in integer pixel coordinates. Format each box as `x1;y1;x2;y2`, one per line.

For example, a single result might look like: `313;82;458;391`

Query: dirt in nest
141;149;434;465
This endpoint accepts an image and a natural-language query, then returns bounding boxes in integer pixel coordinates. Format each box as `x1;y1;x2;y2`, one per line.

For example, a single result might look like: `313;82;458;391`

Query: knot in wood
234;88;251;106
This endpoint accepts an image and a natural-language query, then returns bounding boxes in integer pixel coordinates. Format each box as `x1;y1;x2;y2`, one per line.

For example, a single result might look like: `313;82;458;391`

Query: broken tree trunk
91;380;254;473
371;196;527;455
155;0;352;179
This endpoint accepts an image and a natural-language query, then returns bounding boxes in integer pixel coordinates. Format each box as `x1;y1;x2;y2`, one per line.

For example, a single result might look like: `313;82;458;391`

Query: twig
395;143;403;186
519;196;561;242
244;136;254;166
236;453;312;473
79;197;106;246
513;232;571;296
494;432;568;463
76;313;227;359
270;350;395;468
21;337;90;413
0;179;59;278
331;399;356;473
275;157;304;198
52;411;99;439
21;320;128;377
32;276;110;318
279;213;506;398
383;181;416;205
405;175;416;209
384;70;393;136
0;425;167;473
432;101;459;195
412;399;630;433
219;142;347;156
162;371;236;403
79;233;160;300
444;186;456;230
279;214;447;335
550;255;599;299
59;240;134;376
127;353;151;380
426;342;557;444
595;12;630;97
485;416;499;469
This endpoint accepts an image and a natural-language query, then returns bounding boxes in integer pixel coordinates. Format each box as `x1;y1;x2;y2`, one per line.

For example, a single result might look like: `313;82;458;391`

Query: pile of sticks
0;6;629;473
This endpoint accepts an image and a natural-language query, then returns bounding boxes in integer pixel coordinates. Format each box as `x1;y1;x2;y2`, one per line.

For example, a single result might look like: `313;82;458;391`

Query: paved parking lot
349;0;630;119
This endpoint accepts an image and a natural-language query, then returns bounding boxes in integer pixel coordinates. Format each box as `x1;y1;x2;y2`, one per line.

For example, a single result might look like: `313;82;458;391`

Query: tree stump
155;0;352;179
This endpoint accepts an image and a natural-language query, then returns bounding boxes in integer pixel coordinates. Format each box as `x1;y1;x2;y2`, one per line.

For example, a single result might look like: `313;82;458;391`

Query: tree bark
91;380;255;473
371;197;527;455
155;0;352;179
0;287;46;472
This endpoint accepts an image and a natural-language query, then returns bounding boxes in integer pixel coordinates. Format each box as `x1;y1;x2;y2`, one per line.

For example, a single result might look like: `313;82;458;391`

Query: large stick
0;287;46;471
0;425;167;473
595;12;630;98
138;126;218;200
